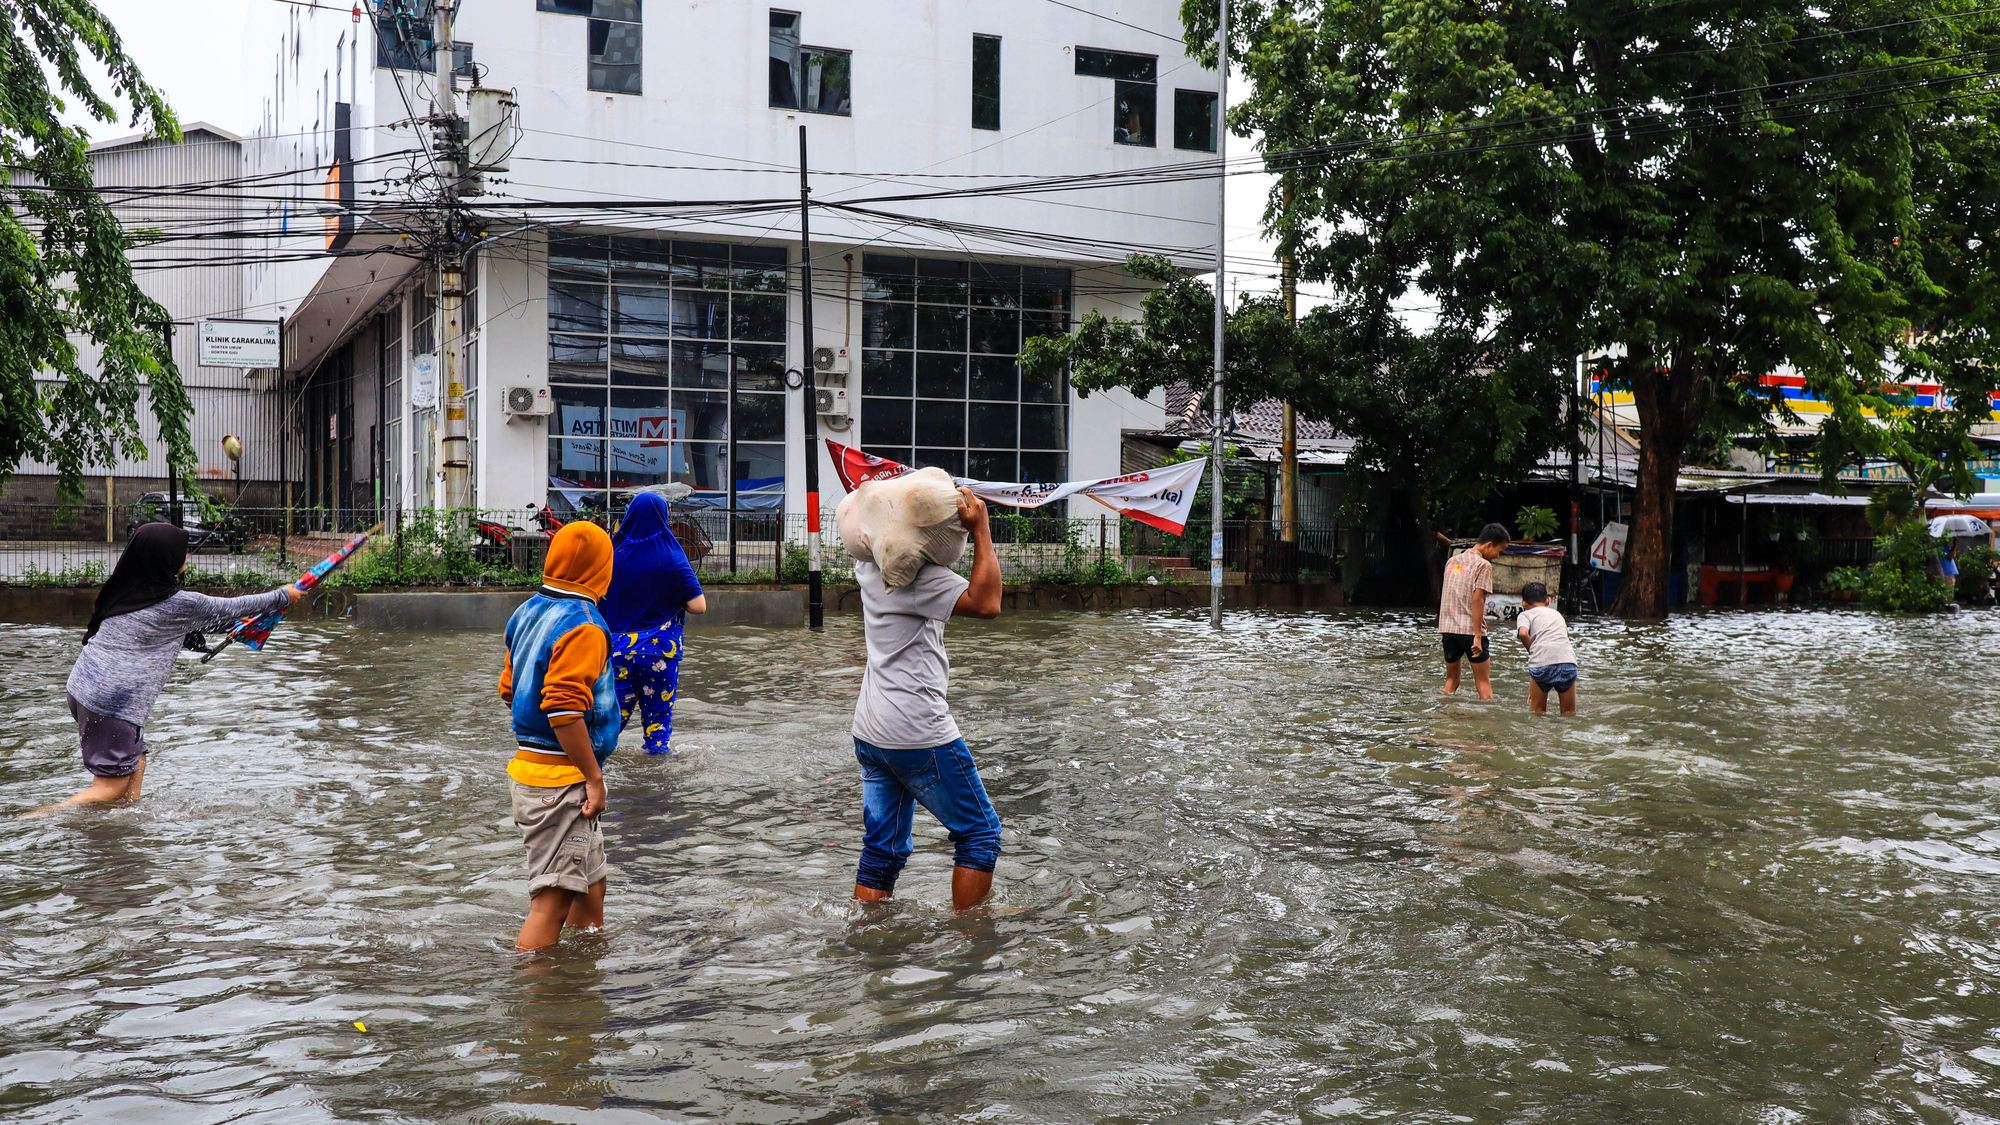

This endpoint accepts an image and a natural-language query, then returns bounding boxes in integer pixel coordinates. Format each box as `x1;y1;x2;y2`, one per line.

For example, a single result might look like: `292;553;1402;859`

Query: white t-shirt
1516;605;1576;667
851;560;971;749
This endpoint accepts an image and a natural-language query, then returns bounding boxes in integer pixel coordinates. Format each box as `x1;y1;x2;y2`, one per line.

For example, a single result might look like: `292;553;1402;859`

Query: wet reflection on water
3;607;2000;1122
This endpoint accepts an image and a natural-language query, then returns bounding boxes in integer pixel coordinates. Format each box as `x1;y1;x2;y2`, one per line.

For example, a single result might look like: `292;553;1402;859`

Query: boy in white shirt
1514;582;1578;715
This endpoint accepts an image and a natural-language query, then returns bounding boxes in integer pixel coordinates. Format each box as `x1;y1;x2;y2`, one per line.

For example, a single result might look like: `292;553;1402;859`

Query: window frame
1173;88;1218;152
769;10;851;116
972;34;1000;130
1075;47;1159;147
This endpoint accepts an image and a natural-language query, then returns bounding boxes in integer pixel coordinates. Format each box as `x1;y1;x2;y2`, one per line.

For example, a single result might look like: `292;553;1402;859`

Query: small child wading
48;522;300;810
840;474;1004;911
1438;523;1510;699
1514;582;1579;715
499;522;621;951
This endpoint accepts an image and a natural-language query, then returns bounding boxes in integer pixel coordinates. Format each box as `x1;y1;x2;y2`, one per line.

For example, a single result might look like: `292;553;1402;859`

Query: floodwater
4;608;2000;1124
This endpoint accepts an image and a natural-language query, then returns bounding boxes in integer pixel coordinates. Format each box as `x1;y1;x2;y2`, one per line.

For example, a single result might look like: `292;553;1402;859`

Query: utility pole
1279;248;1298;546
1208;0;1229;628
1569;355;1584;612
435;0;471;514
798;126;825;629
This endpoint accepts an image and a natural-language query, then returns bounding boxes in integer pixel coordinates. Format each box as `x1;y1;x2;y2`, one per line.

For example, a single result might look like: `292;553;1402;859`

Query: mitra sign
198;320;282;369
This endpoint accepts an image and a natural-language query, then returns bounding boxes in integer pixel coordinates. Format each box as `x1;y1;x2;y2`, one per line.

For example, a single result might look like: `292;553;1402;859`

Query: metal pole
1280;242;1298;545
437;2;471;516
1569;355;1583;611
279;316;288;566
799;125;824;628
1208;0;1229;628
728;351;739;576
162;322;182;528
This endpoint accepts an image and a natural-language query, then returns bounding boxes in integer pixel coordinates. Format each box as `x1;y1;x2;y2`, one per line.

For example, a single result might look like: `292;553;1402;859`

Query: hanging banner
410;353;438;409
826;441;1207;534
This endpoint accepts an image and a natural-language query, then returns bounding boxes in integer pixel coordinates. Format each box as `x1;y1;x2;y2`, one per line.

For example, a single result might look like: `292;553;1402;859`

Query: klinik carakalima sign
198;320;282;369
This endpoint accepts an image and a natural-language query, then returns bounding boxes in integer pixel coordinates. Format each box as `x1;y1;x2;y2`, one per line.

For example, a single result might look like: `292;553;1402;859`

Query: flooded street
4;607;2000;1123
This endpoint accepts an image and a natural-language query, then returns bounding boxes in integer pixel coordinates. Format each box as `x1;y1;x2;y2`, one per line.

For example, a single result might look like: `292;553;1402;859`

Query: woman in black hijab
83;522;190;643
41;523;300;810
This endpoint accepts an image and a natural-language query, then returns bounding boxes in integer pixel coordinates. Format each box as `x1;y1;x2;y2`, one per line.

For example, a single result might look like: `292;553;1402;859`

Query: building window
539;0;641;94
376;6;474;76
1174;89;1217;152
545;234;789;505
861;255;1071;482
1075;48;1156;146
769;11;851;115
972;34;1000;130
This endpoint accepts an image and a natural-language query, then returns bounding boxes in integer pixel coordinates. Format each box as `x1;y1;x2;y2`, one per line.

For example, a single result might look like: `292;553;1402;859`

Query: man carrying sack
836;467;1004;910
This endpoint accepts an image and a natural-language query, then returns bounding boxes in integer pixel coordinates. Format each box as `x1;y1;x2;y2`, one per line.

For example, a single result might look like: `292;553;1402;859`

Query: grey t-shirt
1516;605;1576;667
66;587;293;727
851;559;971;750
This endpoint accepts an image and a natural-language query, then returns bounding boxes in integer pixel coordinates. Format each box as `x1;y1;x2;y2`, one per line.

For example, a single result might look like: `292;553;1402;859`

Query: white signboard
558;405;688;475
1589;521;1629;572
410;353;438;410
198;320;282;368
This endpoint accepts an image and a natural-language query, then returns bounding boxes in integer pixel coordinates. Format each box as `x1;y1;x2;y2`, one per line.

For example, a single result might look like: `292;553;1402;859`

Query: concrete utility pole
1280;251;1298;545
1208;0;1229;628
436;0;471;513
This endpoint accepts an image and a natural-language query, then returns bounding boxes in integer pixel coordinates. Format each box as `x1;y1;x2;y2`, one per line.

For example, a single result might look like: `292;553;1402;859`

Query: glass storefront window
546;235;791;504
860;254;1069;482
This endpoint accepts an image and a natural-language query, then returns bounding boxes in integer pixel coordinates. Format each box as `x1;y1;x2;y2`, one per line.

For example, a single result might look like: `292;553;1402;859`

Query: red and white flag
826;441;1206;534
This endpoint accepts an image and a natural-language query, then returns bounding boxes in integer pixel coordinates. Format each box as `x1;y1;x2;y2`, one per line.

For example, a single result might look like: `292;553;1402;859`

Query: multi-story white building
243;1;1221;527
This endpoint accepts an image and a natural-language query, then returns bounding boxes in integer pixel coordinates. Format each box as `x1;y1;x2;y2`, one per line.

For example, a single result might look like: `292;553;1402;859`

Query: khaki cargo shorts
511;780;607;896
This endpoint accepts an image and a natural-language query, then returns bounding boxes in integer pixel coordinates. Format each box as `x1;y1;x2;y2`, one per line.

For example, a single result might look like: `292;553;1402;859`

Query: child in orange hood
498;521;620;951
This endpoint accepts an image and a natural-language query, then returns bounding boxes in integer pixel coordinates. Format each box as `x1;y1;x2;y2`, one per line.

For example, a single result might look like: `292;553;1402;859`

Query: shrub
1861;522;1952;613
1515;505;1559;541
1823;565;1867;596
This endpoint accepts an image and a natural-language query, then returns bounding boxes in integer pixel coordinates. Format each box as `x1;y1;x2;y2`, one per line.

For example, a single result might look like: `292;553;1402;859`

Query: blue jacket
503;588;621;764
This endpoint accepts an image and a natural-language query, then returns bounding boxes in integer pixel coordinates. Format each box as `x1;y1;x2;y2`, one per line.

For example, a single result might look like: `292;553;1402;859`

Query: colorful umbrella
200;523;382;663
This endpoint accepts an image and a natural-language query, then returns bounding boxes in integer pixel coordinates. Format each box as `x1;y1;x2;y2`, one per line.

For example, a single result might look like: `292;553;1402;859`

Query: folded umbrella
201;523;383;663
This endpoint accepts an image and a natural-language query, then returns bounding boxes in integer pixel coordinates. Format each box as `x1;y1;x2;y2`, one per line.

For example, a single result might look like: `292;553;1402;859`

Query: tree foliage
1;0;188;499
1022;255;1568;600
1212;0;2000;616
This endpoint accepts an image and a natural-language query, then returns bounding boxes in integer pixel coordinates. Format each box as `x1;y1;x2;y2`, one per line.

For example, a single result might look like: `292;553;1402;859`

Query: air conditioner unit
814;385;850;419
504;384;553;419
812;345;850;376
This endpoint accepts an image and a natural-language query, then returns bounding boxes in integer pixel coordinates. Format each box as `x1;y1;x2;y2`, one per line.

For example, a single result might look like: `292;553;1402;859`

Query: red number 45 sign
1589;522;1629;572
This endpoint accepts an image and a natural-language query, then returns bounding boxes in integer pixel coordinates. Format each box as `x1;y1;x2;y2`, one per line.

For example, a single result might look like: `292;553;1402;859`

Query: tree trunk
1402;483;1446;607
1615;362;1689;618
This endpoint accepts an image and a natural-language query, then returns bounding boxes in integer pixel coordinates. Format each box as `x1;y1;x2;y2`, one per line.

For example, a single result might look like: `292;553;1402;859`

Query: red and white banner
826;441;1206;534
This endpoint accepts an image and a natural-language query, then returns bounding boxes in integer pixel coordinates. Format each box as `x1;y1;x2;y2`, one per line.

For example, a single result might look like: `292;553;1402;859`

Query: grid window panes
538;0;641;93
862;255;1070;482
546;234;789;504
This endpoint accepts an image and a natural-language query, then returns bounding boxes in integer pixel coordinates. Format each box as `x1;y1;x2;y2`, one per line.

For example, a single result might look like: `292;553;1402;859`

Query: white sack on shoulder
835;466;968;589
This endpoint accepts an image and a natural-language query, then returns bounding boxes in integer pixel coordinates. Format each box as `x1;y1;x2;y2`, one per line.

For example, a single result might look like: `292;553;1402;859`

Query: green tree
1217;0;2000;617
1;0;189;499
1024;255;1567;602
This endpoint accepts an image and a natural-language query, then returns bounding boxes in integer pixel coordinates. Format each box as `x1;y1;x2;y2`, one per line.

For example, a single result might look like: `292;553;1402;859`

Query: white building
8;124;288;510
242;1;1221;529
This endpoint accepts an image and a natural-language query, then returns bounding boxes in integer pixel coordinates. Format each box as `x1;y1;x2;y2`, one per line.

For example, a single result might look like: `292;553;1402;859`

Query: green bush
1515;505;1559;541
332;510;534;590
1861;522;1953;613
1959;543;1998;602
1823;565;1867;595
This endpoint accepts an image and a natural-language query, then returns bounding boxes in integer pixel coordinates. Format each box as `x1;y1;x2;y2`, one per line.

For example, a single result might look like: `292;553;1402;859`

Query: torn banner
826;441;1206;534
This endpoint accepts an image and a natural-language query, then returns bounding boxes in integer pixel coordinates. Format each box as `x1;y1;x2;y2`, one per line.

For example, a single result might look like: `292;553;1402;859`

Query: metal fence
0;502;1350;588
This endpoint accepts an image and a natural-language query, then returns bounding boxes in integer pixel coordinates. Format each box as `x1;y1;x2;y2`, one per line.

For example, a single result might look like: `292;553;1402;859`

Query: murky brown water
4;607;2000;1123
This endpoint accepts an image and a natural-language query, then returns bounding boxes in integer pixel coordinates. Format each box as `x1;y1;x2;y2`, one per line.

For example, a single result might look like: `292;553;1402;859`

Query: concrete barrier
350;587;805;630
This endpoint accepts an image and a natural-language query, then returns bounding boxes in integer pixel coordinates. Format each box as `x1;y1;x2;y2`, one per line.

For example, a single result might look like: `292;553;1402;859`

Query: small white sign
410;353;438;410
1589;521;1629;572
198;320;282;368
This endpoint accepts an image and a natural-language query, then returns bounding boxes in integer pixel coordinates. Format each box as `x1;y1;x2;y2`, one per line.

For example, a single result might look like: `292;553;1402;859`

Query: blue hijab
603;492;703;637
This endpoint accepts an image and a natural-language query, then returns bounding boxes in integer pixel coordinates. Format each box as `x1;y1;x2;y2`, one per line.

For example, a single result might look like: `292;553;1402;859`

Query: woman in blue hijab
603;492;707;754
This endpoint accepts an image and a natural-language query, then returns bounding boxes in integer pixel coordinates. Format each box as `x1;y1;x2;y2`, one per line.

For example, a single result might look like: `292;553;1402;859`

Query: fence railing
0;503;1350;588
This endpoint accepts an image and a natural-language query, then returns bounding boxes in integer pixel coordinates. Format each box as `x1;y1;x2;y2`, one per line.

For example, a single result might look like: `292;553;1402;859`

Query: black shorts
1440;632;1489;665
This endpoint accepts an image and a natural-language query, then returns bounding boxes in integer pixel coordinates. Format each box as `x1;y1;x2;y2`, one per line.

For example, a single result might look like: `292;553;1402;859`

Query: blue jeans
854;737;1003;892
